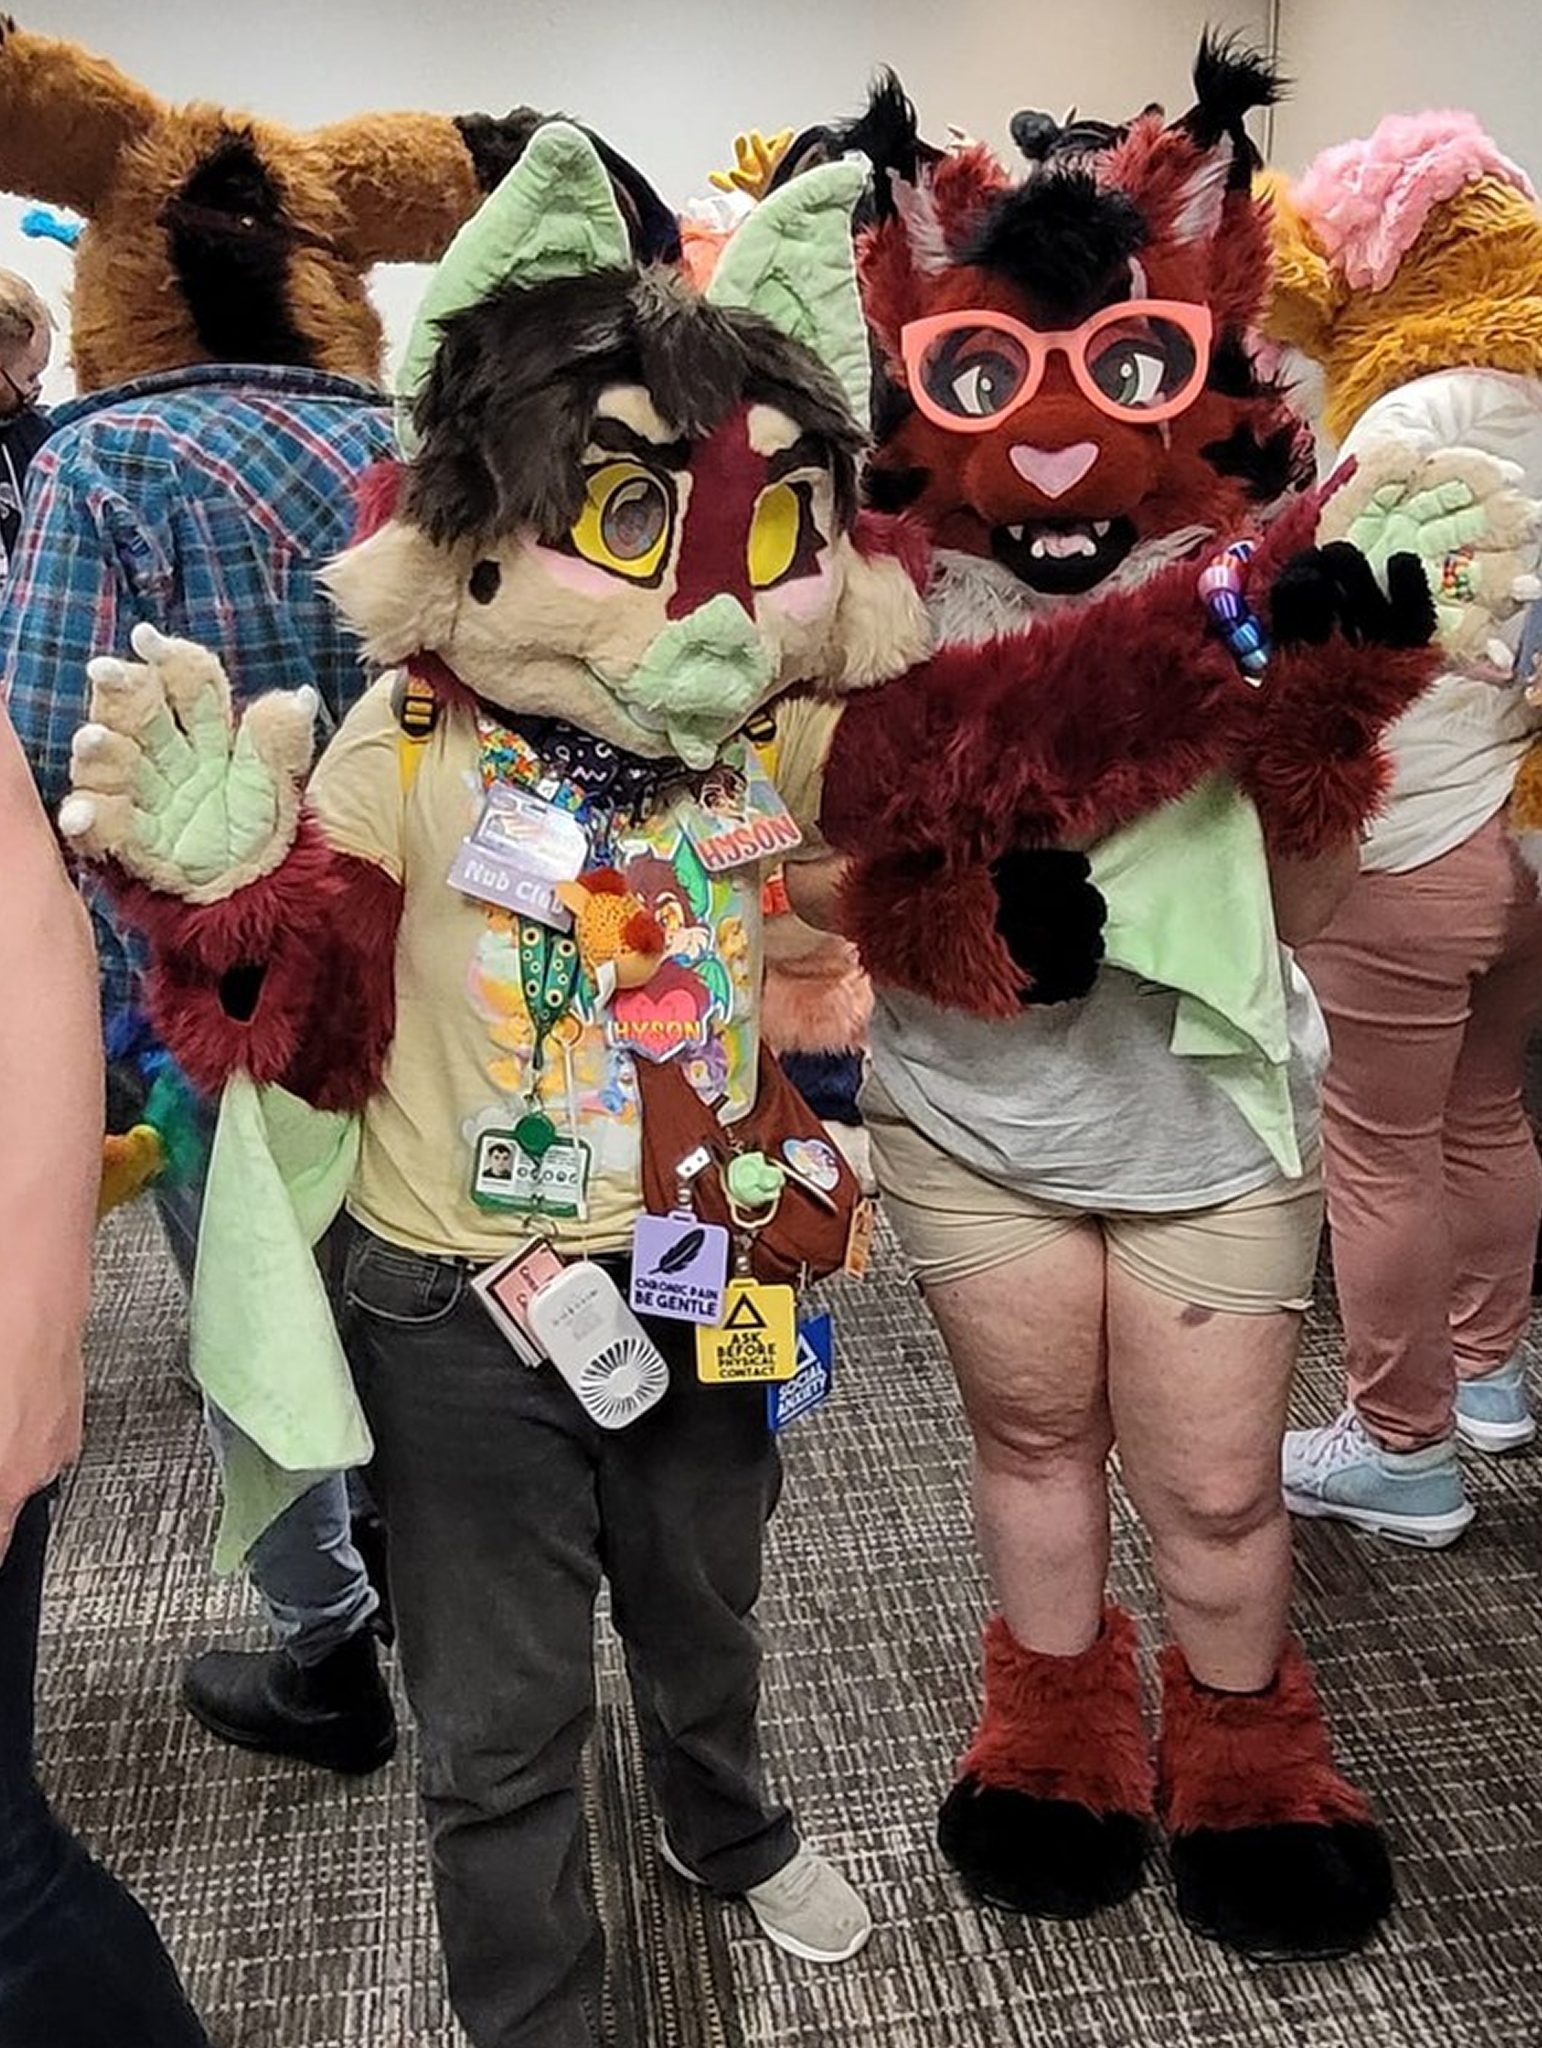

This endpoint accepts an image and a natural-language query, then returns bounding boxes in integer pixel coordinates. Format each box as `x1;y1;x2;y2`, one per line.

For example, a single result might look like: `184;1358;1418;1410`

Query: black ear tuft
1182;29;1287;188
843;68;937;214
766;67;939;221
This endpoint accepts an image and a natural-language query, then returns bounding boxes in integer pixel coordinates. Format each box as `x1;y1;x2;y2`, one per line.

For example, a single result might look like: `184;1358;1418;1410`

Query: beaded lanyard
1198;539;1270;682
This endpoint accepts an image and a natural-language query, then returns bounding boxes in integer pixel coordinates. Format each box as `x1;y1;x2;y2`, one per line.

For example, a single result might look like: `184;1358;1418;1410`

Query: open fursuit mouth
990;512;1137;594
1004;518;1113;559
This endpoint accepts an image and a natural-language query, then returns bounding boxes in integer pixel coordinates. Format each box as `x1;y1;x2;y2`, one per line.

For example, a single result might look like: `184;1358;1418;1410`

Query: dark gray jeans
333;1219;796;2048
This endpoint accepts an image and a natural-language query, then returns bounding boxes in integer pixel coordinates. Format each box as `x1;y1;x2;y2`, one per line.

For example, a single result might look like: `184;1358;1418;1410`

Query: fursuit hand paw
709;128;795;198
1318;444;1542;673
991;848;1107;1006
1269;539;1436;653
59;622;318;902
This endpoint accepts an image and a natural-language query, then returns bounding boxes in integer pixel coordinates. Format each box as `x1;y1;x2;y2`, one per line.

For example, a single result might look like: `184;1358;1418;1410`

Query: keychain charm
631;1215;731;1324
696;1278;799;1384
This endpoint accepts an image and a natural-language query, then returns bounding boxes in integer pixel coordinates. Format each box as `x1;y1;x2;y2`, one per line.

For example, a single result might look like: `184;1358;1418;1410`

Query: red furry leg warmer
962;1607;1154;1812
1158;1638;1394;1959
937;1607;1153;1918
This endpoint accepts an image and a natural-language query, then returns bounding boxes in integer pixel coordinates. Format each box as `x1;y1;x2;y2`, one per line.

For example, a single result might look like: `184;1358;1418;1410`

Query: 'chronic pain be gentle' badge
630;1215;730;1326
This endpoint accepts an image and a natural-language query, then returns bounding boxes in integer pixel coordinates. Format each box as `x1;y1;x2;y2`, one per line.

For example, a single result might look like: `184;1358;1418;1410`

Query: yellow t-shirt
310;677;766;1259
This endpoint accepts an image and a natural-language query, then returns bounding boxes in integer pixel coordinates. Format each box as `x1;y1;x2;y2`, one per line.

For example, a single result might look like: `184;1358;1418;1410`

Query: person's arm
1268;836;1360;949
0;439;160;816
0;708;101;1565
783;852;851;934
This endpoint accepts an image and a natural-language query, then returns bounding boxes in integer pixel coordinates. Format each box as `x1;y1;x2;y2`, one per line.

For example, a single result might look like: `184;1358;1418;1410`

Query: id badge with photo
471;1127;591;1218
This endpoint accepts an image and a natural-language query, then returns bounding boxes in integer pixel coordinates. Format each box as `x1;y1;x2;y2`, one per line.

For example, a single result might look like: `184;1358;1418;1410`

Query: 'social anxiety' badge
630;1214;731;1326
768;1313;834;1430
696;1279;798;1384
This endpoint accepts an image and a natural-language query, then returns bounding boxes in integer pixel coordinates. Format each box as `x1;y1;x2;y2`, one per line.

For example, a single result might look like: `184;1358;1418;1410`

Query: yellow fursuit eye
570;462;673;580
747;480;805;589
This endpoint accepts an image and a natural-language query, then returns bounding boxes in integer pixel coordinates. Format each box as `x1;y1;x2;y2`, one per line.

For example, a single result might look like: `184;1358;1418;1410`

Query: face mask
1;365;42;415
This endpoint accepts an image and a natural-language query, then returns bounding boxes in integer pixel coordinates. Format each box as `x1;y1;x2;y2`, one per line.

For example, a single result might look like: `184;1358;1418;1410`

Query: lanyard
518;919;580;1073
476;711;621;860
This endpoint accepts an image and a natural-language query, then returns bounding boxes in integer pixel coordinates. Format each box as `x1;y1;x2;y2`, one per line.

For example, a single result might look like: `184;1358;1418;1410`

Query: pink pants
1299;813;1542;1452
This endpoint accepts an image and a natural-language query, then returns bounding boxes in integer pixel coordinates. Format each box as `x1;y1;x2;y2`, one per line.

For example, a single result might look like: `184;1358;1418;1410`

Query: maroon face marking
666;405;763;621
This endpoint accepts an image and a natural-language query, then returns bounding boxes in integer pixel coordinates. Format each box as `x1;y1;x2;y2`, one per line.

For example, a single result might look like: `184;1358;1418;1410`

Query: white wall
1273;0;1541;171
1;0;1269;399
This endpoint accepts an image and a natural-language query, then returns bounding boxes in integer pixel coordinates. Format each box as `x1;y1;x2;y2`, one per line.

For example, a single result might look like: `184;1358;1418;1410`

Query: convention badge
843;1198;876;1279
447;786;588;926
780;1136;843;1202
525;1261;671;1429
695;1279;799;1384
446;839;575;929
471;1128;591;1218
630;1214;731;1326
681;746;802;874
473;785;589;879
768;1313;835;1431
470;1239;567;1367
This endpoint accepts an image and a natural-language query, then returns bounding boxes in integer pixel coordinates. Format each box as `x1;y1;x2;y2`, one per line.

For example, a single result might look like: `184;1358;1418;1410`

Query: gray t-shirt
868;956;1327;1212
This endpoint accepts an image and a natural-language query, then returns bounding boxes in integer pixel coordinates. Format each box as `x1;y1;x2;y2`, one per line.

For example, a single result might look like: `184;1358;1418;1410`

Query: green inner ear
396;121;632;449
705;160;871;426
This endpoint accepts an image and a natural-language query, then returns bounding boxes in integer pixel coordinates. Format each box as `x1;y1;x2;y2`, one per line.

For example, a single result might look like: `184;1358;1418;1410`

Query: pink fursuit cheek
528;543;628;601
758;557;836;624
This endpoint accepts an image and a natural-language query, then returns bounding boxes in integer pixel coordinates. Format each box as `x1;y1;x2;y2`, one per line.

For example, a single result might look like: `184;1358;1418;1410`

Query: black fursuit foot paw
938;1775;1148;1919
1169;1818;1395;1960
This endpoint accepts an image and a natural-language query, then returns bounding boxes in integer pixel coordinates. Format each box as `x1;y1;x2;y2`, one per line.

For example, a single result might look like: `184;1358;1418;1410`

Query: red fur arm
838;853;1025;1020
823;562;1247;866
1235;638;1434;858
110;818;401;1112
1240;481;1439;856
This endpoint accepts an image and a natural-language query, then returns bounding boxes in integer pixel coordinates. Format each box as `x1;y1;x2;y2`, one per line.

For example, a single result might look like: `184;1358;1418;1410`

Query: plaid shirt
0;363;396;1035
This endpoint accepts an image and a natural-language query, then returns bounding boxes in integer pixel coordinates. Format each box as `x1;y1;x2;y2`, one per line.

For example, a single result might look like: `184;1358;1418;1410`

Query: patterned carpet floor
36;1207;1542;2048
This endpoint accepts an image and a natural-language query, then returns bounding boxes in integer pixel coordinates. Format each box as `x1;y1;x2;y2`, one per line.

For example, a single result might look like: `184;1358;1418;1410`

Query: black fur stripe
164;133;315;368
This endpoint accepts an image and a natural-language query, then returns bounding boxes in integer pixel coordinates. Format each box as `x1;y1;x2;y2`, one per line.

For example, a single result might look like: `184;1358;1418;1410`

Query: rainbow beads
1199;539;1269;682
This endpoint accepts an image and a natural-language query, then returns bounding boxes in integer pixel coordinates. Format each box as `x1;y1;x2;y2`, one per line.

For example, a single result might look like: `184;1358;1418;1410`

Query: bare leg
1105;1268;1392;1959
923;1226;1152;1917
923;1222;1111;1655
1106;1270;1297;1691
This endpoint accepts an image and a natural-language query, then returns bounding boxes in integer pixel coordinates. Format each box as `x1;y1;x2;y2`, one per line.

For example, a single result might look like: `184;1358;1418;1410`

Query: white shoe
659;1829;872;1963
1282;1408;1475;1548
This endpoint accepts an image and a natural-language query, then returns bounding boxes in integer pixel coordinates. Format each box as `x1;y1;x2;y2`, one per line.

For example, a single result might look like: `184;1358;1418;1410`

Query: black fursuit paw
991;847;1107;1005
1169;1818;1396;1961
938;1776;1148;1919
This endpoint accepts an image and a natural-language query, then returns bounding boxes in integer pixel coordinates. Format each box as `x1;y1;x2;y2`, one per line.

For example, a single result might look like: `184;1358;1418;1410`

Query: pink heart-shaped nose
1009;441;1099;498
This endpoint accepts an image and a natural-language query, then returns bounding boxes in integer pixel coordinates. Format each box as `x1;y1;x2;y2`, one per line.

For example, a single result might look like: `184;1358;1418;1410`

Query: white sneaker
659;1829;873;1963
1282;1408;1475;1548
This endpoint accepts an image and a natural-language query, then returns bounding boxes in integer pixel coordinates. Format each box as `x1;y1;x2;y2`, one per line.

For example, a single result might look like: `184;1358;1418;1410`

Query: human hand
0;1327;83;1568
58;622;317;903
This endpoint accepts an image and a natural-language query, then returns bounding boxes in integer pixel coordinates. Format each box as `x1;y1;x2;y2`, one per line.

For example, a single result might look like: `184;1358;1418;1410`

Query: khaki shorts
864;1080;1323;1316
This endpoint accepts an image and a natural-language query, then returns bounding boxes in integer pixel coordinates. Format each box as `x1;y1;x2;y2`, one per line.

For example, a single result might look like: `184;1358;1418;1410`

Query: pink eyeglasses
900;300;1215;432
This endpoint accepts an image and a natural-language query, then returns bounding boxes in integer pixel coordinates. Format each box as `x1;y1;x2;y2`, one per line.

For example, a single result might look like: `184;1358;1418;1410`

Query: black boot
181;1630;397;1775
